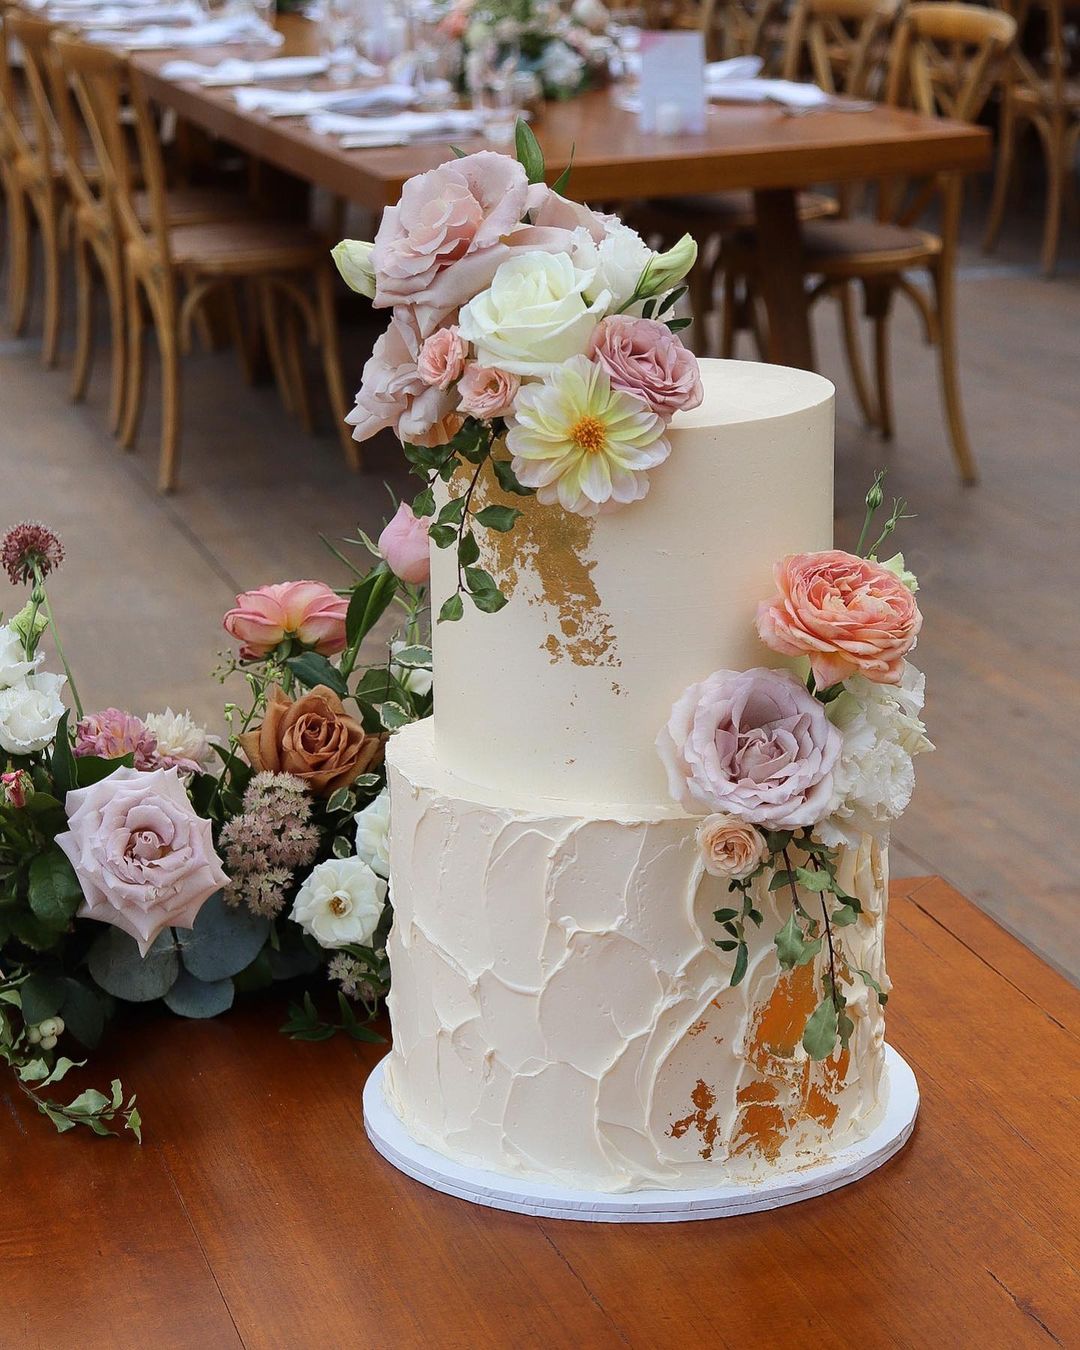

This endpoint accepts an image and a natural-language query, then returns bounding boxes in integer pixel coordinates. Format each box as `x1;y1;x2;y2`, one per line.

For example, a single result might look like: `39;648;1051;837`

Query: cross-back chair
699;0;786;66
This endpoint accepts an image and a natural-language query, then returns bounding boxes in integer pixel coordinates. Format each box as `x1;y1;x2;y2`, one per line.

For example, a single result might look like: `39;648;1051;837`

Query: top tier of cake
430;359;835;807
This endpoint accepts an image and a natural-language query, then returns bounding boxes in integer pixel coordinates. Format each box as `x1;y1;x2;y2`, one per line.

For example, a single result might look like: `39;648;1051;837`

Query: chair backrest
1001;0;1074;107
699;0;784;66
4;11;60;195
781;0;901;98
45;26;105;221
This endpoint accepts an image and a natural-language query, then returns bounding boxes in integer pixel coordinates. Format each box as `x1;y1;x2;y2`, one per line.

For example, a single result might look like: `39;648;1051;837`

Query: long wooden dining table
128;15;990;370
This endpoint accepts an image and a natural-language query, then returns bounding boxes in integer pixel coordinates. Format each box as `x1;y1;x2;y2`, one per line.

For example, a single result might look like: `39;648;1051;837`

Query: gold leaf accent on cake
474;465;620;668
669;1079;721;1160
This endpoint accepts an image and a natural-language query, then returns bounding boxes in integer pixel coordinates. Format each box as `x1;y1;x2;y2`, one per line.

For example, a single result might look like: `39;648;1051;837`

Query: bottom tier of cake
384;719;891;1194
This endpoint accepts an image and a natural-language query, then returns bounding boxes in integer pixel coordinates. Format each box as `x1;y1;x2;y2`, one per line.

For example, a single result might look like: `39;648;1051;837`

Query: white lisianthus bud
878;552;919;593
634;233;698;300
8;602;48;654
331;240;377;298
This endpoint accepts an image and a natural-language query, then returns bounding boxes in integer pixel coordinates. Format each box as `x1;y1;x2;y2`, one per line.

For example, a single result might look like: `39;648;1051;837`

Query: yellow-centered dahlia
505;356;670;517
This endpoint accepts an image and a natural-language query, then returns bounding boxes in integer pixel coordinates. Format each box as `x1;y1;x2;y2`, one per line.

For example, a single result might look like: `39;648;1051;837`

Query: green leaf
492;458;533;496
64;1088;111;1116
463;565;497;594
125;1106;142;1142
19;973;67;1025
164;969;235;1019
730;942;749;987
713;907;740;923
474;505;522;532
325;786;353;814
449;144;468;159
375;701;412;732
438;594;464;624
176;892;270;982
838;1008;855;1050
470;587;508;614
391;644;432;670
716;939;739;952
550;143;575;194
75;753;133;788
411;486;436;518
774;913;823;970
28;849;83;930
436;496;466;526
428;523;457;549
514;117;545;184
666;317;692;333
457;531;480;566
50;711;77;797
286;651;348;699
88;927;180;1003
346;566;399;650
793;866;833;893
832;903;860;927
856;968;889;1005
802;997;839;1061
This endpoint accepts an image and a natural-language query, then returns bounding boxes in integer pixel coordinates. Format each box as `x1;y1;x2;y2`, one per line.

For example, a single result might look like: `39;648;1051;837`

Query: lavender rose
587;315;704;418
656;667;841;829
56;766;228;955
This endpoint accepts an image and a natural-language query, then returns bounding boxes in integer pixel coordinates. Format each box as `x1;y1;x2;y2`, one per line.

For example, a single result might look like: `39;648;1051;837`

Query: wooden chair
52;35;357;491
983;0;1080;275
700;0;786;66
731;3;1017;483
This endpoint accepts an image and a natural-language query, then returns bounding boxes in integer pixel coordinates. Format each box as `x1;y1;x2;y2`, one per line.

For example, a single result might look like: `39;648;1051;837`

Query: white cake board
362;1045;919;1223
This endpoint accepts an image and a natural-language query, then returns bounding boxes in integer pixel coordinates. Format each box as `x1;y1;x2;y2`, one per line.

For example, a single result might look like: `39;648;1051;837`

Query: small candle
655;100;683;136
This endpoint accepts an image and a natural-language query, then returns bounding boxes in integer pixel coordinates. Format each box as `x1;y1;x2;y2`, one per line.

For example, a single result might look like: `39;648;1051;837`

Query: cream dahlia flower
505;356;670;517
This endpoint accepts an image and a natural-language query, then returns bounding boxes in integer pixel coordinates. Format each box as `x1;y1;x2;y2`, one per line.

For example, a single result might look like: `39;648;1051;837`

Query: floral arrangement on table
656;477;931;1061
440;0;613;102
332;124;701;621
0;520;435;1138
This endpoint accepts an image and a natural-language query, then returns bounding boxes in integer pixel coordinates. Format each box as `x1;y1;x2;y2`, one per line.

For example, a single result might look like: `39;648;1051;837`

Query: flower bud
331;240;377;299
9;601;48;651
865;479;885;512
635;234;698;299
1;769;32;809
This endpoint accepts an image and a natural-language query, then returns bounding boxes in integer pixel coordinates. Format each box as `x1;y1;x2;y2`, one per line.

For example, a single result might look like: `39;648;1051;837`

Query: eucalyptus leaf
64;1088;111;1116
88;927;180;1003
28;849;84;930
438;594;464;624
832;903;860;927
176;892;270;982
802;997;839;1061
19;973;67;1025
163;969;235;1019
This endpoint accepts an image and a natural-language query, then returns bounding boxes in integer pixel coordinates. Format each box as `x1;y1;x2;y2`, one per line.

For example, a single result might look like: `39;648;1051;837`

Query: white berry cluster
26;1016;64;1050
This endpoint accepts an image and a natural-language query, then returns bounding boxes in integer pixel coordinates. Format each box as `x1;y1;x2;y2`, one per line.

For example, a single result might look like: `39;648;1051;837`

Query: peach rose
239;685;383;797
378;501;431;585
456;363;520;419
695;813;767;879
224;581;347;660
417;326;466;390
756;550;923;688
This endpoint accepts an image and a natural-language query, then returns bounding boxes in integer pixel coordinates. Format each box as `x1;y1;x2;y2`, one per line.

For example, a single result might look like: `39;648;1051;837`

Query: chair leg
719;265;738;358
1039;116;1066;278
71;235;94;404
6;184;31;336
156;312;182;494
284;304;313;434
837;281;878;428
929;261;978;486
102;252;126;435
39;208;63;369
863;280;895;441
259;283;296;415
982;95;1017;254
224;282;256;385
120;269;146;449
315;265;359;470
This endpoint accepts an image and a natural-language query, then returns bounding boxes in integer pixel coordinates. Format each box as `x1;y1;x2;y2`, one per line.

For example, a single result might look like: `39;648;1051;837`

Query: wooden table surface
2;876;1077;1349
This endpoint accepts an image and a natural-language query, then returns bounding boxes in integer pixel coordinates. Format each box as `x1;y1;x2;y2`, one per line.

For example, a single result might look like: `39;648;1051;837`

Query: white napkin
617;75;872;114
309;108;483;143
85;15;283;48
56;2;202;27
160;53;328;83
233;82;415;117
622;53;763;82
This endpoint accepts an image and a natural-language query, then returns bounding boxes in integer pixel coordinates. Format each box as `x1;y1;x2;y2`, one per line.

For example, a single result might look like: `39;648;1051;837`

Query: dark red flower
1;521;64;587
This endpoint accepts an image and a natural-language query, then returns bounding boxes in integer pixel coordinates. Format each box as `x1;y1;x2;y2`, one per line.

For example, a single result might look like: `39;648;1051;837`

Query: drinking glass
467;28;521;145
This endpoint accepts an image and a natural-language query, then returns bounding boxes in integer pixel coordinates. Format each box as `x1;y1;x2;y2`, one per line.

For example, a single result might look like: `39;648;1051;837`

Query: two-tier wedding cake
377;361;897;1198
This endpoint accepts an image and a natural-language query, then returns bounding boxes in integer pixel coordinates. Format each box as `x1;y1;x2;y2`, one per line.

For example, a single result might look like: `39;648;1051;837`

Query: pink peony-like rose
587;315;704;418
696;813;768;879
656;667;841;829
224;581;348;660
75;709;158;770
756;550;922;688
347;311;462;447
457;363;520;418
378;501;431;585
371;152;529;310
417;325;466;390
56;766;228;955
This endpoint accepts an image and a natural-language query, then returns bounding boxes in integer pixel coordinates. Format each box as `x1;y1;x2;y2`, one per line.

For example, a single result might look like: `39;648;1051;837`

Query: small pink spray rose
587;315;704;418
223;581;348;660
457;364;520;419
417;326;467;390
1;769;31;808
378;502;431;586
55;766;228;955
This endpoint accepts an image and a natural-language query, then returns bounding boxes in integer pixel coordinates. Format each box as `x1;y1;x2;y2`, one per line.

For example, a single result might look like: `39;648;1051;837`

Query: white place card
637;30;706;136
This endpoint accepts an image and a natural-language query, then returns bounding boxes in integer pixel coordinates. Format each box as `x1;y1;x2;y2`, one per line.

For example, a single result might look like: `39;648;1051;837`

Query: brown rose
239;685;383;796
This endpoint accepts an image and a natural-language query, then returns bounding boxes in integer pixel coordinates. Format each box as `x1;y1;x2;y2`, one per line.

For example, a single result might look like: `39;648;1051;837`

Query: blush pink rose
756;550;923;688
656;667;841;829
696;813;768;879
56;766;228;955
224;581;348;660
417;325;466;390
587;315;704;417
378;501;431;585
456;363;520;418
347;311;461;448
74;709;158;770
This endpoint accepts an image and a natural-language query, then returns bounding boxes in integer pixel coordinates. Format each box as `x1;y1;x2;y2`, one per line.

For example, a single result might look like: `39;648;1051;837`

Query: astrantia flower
74;709;158;770
505;356;670;517
1;521;64;586
144;708;218;775
290;856;387;948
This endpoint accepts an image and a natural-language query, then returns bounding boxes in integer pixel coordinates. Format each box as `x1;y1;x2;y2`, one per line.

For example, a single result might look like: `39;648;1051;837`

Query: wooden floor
0;202;1076;980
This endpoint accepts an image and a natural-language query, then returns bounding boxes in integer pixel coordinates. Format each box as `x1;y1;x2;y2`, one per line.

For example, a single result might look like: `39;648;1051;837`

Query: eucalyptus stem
33;566;82;720
807;854;842;1012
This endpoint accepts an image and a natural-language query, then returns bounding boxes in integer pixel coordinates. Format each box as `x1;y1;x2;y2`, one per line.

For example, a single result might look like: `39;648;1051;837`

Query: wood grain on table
2;877;1077;1349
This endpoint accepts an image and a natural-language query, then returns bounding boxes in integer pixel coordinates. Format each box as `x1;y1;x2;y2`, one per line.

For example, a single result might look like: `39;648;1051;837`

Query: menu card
637;30;707;135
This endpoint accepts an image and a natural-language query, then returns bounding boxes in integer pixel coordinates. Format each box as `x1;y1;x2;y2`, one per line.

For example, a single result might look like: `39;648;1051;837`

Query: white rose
571;220;654;310
290;856;387;948
0;623;40;690
818;662;933;848
0;671;66;754
458;251;611;377
354;790;391;880
390;639;433;698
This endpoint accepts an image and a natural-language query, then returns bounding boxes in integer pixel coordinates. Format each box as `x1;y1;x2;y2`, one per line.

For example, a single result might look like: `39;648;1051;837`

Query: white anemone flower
505;355;670;517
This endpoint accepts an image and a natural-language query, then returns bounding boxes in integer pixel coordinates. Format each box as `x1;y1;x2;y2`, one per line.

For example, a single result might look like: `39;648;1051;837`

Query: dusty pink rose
587;315;704;417
75;709;158;771
224;581;348;660
378;501;431;585
696;813;767;879
417;325;466;390
756;550;922;688
656;667;841;829
457;363;520;419
371;152;529;310
347;311;461;447
56;766;228;955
